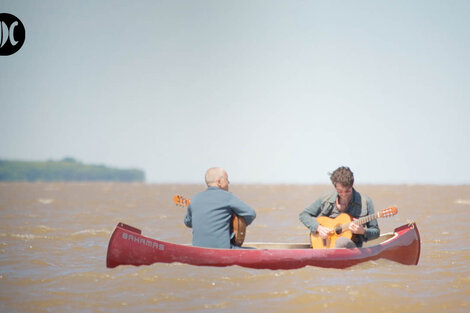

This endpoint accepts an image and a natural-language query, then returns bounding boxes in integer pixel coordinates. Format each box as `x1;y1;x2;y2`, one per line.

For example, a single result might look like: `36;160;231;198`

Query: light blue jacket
184;187;256;249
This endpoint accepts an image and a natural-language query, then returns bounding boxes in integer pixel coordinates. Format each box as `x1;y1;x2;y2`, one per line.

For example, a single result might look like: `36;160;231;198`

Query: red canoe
106;222;421;270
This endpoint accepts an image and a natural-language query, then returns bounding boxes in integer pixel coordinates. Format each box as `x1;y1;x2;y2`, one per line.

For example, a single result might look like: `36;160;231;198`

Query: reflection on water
0;183;469;312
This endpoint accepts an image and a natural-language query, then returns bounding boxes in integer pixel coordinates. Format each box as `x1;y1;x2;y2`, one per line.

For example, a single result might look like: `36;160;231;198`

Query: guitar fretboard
341;212;379;232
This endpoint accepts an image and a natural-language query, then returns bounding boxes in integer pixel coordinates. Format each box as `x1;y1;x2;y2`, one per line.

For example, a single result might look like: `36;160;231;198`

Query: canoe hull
106;223;420;270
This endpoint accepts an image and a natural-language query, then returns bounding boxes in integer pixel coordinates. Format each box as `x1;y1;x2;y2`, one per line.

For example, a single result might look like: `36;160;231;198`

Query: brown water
0;183;469;312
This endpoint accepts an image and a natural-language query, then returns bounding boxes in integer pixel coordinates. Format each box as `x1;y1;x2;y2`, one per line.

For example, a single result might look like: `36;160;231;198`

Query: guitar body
309;206;398;249
231;215;246;246
310;213;354;249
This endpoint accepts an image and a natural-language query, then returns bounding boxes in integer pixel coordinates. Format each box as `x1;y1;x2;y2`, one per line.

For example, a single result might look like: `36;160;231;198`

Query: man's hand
317;225;333;239
349;221;365;235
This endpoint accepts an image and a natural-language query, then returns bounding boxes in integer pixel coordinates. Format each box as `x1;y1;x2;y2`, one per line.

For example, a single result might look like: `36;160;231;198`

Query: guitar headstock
173;194;190;207
379;206;398;218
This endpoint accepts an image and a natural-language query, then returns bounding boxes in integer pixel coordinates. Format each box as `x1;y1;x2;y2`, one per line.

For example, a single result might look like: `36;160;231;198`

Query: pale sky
1;1;469;184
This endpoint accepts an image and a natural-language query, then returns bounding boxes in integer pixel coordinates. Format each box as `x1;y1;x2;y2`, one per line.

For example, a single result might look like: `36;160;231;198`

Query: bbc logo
0;13;26;56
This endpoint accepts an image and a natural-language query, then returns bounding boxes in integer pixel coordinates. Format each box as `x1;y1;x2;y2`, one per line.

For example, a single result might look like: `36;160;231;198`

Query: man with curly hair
299;166;379;248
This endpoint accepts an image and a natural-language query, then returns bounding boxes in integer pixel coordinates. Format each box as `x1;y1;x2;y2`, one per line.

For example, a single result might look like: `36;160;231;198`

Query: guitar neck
357;212;380;225
342;212;379;232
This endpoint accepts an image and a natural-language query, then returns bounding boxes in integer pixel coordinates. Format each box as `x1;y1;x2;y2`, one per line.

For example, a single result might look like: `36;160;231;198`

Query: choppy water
0;183;469;312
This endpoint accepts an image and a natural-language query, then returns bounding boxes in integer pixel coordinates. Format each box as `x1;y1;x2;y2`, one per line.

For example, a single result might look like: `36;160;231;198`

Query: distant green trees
0;158;145;182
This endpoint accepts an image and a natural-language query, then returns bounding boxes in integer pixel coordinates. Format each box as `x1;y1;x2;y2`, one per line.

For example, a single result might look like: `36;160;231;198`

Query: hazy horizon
1;1;469;185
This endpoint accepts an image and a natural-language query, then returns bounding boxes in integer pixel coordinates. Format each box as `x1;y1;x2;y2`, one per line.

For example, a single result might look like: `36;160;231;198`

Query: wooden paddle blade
231;215;246;246
379;206;398;218
173;194;190;207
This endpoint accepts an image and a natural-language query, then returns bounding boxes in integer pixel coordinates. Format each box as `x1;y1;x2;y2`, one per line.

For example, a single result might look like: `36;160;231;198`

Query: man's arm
364;197;380;240
184;205;192;228
299;197;323;233
229;196;256;225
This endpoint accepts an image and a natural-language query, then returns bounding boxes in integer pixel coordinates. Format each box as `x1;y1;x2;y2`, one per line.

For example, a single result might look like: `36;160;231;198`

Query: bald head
205;167;229;190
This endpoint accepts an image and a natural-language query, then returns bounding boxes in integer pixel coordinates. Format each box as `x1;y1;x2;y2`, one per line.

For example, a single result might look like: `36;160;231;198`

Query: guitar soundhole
335;227;342;235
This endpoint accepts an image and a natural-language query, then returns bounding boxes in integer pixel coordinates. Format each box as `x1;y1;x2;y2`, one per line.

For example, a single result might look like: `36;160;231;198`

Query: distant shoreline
0;158;145;182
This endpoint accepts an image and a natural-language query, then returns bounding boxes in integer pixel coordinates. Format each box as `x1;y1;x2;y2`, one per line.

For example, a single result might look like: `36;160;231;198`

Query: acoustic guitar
173;194;246;246
310;206;398;249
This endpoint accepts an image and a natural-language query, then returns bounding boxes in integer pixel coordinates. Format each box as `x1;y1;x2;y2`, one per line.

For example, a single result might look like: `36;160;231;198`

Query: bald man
184;167;256;248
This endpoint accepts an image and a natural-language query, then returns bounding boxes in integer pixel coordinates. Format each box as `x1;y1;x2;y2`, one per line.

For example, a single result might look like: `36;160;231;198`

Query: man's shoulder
205;187;231;196
319;190;336;203
354;190;372;204
193;187;230;200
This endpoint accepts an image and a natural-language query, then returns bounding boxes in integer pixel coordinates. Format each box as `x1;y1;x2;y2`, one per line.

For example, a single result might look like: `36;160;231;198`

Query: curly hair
329;166;354;187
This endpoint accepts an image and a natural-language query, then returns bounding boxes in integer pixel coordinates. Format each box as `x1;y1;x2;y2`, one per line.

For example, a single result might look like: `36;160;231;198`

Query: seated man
184;167;256;249
299;166;379;248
